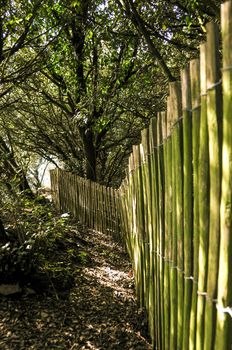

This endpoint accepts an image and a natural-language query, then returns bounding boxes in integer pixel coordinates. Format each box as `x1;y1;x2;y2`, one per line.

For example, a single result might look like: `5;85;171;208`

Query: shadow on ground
0;227;152;350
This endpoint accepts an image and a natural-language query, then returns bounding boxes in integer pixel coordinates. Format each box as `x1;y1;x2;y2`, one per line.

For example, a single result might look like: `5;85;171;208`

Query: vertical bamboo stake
157;112;165;350
137;142;146;308
215;2;232;348
152;116;162;350
106;187;111;234
204;21;222;350
141;128;151;313
196;42;210;350
162;110;171;350
166;104;173;350
148;117;157;346
181;66;193;349
189;58;201;350
133;147;141;304
169;81;183;350
125;174;132;256
167;93;177;350
128;155;135;257
149;117;159;348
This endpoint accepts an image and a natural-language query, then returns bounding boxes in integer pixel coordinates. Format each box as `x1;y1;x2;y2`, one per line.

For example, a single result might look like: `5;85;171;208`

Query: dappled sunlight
83;265;134;300
0;227;151;350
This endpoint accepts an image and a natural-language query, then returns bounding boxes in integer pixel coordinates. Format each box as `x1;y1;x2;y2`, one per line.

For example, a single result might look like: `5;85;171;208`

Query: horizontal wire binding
221;65;232;72
171;115;183;128
121;234;231;309
216;304;232;318
197;291;208;296
185;275;194;280
207;79;222;90
191;105;201;112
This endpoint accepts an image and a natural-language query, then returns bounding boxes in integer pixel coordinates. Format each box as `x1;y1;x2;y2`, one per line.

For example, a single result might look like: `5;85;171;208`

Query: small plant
0;184;72;285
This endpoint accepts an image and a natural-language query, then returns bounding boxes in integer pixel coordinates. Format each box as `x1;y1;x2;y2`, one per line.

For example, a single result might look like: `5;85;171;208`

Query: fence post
215;2;232;348
189;58;201;350
196;42;210;350
181;66;193;350
204;21;222;350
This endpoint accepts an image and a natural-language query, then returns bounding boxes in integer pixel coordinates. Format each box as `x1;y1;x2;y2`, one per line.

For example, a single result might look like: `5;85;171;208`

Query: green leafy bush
0;188;71;284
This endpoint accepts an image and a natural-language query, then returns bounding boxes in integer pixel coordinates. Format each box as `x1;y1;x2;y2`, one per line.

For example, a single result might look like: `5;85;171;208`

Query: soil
0;224;152;350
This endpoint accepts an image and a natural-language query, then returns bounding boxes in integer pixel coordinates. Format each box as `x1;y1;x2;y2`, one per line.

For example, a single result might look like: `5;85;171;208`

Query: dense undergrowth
0;190;89;294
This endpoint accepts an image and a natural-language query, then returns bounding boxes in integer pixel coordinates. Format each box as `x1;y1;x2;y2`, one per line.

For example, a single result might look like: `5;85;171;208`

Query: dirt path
0;226;152;349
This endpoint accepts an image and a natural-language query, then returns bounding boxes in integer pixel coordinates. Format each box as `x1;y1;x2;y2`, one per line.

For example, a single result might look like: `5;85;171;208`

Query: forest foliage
0;0;221;284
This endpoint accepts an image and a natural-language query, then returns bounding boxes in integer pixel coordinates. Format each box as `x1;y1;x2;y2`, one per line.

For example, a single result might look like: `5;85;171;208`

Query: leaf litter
0;223;152;349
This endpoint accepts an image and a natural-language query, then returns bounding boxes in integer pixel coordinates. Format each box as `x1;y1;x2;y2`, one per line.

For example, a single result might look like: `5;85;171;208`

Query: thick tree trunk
79;127;97;181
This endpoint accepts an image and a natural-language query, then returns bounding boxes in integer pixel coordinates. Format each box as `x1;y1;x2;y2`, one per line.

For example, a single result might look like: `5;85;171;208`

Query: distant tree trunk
0;217;7;242
0;137;34;198
79;127;97;181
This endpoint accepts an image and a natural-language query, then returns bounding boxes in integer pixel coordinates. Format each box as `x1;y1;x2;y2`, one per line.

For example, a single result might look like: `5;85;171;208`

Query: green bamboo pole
152;115;162;350
167;92;178;350
104;186;109;232
129;152;139;295
115;188;120;237
166;98;173;349
113;188;120;239
95;183;98;230
87;179;90;228
133;145;144;306
109;187;115;237
93;182;97;230
137;142;146;308
140;130;150;311
127;155;135;266
71;174;75;217
130;152;140;289
162;110;171;350
174;83;184;350
181;66;194;350
127;156;135;257
141;129;152;315
215;2;232;348
83;178;85;224
59;170;65;213
155;119;162;350
149;117;159;348
148;118;157;346
108;186;114;235
169;82;183;350
79;178;83;224
74;174;78;217
102;185;106;233
50;169;58;211
157;112;165;350
196;42;210;350
204;21;222;350
189;58;201;350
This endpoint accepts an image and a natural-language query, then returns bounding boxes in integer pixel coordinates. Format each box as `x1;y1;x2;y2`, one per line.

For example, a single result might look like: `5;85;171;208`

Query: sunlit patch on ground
0;225;151;349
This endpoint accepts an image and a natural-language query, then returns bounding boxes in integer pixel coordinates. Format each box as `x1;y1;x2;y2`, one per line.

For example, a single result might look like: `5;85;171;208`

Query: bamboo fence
50;169;121;239
50;2;232;348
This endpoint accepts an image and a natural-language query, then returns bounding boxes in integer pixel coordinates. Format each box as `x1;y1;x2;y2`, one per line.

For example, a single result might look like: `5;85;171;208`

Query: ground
0;224;152;350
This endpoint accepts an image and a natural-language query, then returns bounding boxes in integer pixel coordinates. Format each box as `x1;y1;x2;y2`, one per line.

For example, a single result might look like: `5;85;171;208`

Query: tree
0;0;222;186
115;0;221;81
1;0;166;185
